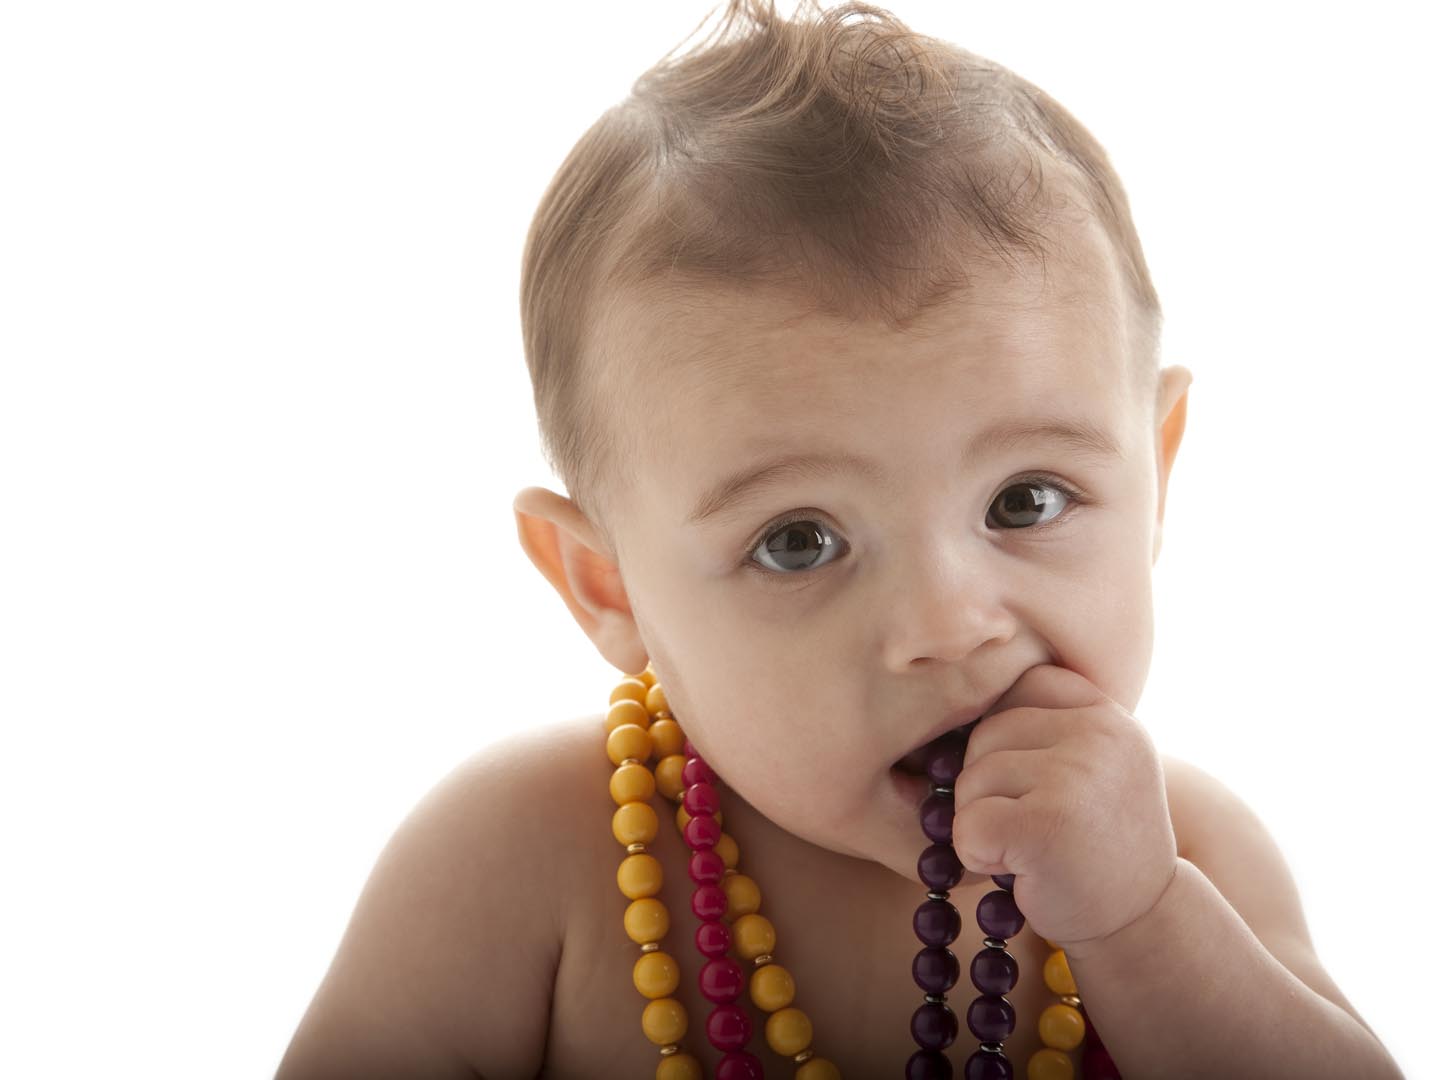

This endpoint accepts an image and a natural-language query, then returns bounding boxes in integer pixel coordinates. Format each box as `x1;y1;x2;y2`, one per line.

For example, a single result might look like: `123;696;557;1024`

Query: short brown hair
518;0;1162;545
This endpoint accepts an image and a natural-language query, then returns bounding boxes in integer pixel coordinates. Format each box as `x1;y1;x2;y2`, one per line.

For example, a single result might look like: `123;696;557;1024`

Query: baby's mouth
892;724;974;777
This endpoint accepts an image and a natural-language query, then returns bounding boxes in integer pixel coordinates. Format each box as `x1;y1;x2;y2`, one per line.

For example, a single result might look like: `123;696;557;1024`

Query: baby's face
595;217;1183;886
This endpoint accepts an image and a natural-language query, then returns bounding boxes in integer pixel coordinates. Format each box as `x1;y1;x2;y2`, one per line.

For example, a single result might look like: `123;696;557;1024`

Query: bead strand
671;730;842;1077
905;723;1122;1080
606;673;706;1079
674;744;766;1076
609;667;843;1079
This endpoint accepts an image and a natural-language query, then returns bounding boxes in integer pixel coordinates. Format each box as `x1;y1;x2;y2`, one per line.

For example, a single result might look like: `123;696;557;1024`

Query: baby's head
514;0;1191;884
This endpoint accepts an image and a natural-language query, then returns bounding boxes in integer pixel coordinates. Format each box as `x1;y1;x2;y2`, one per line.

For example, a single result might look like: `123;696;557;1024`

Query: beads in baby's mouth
906;727;1118;1079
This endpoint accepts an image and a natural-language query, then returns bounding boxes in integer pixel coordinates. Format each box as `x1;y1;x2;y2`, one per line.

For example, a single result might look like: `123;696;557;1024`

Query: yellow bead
617;853;663;899
646;682;671;716
713;831;738;869
633;950;680;999
610;762;656;806
764;1006;813;1056
613;801;659;847
1043;949;1077;996
1026;1048;1075;1080
1037;1002;1086;1051
749;962;796;1011
654;753;688;801
607;722;654;766
732;913;777;960
796;1058;841;1080
623;897;670;944
636;666;658;689
650;717;684;757
606;698;650;735
611;678;649;706
722;872;761;919
641;996;688;1045
656;1053;702;1080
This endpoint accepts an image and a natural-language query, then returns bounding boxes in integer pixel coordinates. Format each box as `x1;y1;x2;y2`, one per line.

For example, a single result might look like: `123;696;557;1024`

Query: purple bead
906;1049;955;1080
913;898;960;947
991;873;1015;891
683;781;719;816
912;946;959;993
966;993;1016;1042
910;1000;959;1051
969;947;1018;995
927;745;966;786
976;889;1025;939
696;919;731;958
917;843;964;891
963;1050;1014;1080
920;790;955;843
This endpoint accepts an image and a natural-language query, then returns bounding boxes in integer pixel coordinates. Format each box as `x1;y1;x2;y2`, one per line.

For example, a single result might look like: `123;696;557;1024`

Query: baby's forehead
606;204;1129;360
605;264;1125;392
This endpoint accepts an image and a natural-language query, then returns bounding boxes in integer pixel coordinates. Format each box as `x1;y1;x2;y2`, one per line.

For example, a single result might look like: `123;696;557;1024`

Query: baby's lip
892;715;984;776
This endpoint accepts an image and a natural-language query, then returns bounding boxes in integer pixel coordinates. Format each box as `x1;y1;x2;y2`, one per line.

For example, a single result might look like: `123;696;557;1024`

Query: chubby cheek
644;648;877;833
1052;560;1155;713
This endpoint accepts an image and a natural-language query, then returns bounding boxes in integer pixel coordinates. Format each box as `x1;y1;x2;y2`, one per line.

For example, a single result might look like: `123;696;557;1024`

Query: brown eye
751;518;843;574
988;480;1071;529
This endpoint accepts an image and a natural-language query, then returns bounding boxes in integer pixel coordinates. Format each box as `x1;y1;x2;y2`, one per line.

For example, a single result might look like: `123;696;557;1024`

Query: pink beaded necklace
606;666;1123;1079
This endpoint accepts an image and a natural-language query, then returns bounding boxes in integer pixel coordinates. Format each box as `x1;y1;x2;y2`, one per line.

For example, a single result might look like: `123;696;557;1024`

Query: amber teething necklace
606;665;1123;1080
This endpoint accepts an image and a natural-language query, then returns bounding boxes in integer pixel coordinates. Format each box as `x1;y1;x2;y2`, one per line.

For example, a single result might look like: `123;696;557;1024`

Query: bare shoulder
276;716;604;1080
1157;753;1378;1041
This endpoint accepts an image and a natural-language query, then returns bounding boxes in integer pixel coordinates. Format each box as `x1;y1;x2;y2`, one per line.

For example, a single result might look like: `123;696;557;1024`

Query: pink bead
699;956;744;1003
682;756;716;787
1082;1041;1121;1079
683;781;720;816
705;1003;753;1051
692;884;728;920
683;739;699;760
683;813;722;849
689;848;726;885
716;1051;764;1079
696;919;732;958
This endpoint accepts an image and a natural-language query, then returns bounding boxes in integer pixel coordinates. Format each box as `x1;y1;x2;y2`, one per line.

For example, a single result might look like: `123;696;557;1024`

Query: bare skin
277;207;1393;1076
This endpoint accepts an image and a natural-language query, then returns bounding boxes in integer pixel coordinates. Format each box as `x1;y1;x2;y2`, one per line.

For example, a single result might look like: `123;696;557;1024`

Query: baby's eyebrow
686;416;1122;527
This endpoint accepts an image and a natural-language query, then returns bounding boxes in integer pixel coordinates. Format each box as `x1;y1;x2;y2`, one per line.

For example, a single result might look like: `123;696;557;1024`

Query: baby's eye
750;516;845;575
986;476;1077;530
746;476;1083;577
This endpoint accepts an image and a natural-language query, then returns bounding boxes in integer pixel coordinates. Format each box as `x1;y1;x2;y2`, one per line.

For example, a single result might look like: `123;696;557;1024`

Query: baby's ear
512;486;649;674
1152;366;1193;564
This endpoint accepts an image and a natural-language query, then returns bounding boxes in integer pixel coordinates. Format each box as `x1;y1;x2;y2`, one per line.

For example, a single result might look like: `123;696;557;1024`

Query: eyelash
742;473;1089;580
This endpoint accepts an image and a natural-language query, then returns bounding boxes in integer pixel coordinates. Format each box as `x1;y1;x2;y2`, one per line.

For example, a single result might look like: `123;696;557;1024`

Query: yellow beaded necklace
605;665;1118;1080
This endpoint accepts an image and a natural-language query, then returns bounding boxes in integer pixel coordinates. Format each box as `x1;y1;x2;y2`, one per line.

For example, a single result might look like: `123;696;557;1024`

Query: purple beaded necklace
674;717;1122;1079
907;723;1037;1079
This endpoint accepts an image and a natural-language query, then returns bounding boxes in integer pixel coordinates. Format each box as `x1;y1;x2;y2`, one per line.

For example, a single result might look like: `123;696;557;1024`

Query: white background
2;1;1435;1076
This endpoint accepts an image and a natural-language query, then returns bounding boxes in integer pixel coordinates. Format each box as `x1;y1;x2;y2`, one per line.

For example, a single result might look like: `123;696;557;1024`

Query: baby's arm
275;738;568;1079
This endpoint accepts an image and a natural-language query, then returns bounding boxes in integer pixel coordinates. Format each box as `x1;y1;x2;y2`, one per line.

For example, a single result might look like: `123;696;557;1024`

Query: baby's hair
519;0;1162;547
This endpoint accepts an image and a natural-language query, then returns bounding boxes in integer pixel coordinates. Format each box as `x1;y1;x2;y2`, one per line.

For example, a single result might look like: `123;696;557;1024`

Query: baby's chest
544;852;1081;1077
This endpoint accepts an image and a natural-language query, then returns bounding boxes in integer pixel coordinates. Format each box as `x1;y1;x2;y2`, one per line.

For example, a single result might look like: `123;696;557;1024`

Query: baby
278;1;1403;1078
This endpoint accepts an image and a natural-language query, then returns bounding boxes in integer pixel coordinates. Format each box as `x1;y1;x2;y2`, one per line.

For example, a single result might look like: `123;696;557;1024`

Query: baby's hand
951;664;1178;955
